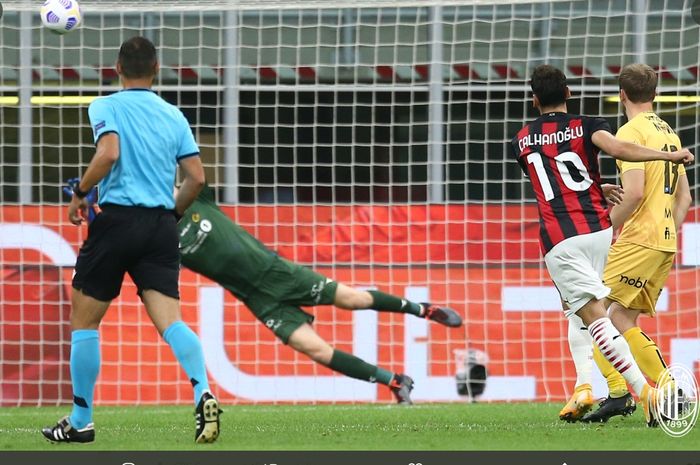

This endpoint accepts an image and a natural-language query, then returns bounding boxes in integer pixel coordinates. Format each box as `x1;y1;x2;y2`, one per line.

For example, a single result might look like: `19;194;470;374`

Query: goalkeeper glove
63;177;100;224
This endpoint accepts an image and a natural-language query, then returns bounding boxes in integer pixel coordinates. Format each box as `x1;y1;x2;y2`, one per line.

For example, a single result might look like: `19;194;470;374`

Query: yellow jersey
615;111;686;252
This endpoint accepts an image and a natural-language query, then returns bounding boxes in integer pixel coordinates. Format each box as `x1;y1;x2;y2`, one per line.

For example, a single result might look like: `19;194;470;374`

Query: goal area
1;0;698;406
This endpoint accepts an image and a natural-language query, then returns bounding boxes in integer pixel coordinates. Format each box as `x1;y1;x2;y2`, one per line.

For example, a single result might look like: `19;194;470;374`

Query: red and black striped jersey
511;112;613;255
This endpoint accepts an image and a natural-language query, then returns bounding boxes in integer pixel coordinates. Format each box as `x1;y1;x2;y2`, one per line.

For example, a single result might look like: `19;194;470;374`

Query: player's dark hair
530;65;568;108
118;36;157;79
619;64;657;103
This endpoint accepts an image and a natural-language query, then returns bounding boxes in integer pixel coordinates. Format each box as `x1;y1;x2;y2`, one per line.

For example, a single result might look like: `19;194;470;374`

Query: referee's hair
619;64;657;104
530;65;568;108
118;36;157;79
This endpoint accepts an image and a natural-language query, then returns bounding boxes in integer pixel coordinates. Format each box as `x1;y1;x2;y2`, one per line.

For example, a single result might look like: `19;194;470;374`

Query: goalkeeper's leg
333;283;462;328
287;323;414;404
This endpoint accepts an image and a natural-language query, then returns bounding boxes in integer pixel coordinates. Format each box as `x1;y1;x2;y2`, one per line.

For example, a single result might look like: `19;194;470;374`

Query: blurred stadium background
1;0;699;407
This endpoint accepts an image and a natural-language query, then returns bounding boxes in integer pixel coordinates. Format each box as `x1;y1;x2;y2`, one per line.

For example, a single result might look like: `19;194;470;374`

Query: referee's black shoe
42;416;95;443
195;392;221;443
581;393;636;423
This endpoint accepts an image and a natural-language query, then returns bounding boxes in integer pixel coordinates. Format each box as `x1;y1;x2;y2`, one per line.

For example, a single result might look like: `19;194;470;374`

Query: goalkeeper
70;182;462;404
179;186;462;404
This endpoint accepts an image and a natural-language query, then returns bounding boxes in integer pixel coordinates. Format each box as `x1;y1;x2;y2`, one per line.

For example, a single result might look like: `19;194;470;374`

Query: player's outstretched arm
174;155;206;218
591;130;695;164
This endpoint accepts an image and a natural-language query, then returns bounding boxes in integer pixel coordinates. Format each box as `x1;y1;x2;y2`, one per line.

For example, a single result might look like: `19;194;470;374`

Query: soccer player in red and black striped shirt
511;65;693;425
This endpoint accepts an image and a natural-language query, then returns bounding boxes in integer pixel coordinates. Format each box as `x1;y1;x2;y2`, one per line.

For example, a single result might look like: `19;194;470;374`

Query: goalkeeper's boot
421;303;463;328
42;416;95;444
559;385;594;422
390;374;414;405
195;392;221;443
581;393;636;423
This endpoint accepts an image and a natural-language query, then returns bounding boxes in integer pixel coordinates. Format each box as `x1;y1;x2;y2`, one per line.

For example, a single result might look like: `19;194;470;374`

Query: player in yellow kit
573;64;693;424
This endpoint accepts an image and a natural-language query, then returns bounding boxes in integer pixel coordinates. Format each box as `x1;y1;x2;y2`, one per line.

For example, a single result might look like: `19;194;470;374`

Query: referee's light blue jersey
87;88;199;209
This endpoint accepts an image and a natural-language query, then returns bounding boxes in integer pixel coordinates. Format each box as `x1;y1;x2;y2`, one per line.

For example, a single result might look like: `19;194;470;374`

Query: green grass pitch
0;403;697;450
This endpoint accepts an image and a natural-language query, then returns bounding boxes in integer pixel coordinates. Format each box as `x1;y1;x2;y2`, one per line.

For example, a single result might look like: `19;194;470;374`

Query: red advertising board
1;206;699;405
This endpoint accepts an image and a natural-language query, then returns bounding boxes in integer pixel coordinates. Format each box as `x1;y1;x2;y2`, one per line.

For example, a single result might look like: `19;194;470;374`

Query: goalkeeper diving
66;181;463;404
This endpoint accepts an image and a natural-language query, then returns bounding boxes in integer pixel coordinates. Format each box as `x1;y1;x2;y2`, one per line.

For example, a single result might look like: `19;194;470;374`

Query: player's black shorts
72;204;180;301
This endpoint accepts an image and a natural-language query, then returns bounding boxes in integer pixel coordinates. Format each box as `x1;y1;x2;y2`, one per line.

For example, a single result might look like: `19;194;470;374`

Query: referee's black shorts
72;204;180;302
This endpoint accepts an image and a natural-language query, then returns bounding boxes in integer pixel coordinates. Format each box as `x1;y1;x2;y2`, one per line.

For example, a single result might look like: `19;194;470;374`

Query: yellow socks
623;326;667;385
593;345;629;398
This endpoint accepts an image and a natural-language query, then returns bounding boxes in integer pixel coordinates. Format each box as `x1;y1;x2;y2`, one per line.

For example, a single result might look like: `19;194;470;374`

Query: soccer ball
40;0;82;34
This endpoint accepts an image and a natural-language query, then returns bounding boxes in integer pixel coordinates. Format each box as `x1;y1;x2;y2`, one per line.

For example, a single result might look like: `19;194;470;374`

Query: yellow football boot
559;385;594;422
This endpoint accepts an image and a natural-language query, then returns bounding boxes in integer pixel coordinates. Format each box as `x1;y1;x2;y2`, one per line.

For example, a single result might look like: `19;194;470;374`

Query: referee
42;37;219;444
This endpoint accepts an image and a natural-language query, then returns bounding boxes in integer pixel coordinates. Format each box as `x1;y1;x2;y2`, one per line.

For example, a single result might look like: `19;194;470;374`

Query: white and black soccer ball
40;0;82;34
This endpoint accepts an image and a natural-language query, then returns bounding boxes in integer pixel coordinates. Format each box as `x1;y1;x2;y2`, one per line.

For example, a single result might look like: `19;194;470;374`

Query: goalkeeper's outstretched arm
68;133;119;225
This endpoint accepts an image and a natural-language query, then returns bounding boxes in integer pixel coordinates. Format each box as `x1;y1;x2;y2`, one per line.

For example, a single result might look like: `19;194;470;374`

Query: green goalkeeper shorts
241;257;338;344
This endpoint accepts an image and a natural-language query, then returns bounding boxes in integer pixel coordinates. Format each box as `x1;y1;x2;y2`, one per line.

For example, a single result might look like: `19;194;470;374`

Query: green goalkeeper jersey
178;186;277;299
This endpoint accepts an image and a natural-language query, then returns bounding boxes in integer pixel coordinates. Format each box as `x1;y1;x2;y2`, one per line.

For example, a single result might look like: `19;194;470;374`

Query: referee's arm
174;155;206;218
68;133;120;225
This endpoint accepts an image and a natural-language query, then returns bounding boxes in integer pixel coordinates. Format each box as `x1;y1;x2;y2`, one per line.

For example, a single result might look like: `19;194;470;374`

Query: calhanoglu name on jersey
518;126;584;151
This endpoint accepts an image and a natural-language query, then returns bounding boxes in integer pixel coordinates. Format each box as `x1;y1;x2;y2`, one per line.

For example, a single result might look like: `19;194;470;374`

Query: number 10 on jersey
527;151;593;201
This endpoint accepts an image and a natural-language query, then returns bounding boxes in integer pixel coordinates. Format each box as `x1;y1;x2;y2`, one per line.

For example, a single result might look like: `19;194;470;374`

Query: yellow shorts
603;241;674;316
